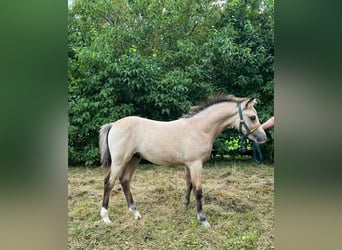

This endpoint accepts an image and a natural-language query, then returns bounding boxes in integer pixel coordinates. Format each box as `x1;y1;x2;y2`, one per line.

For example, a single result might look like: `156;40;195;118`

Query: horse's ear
244;98;257;109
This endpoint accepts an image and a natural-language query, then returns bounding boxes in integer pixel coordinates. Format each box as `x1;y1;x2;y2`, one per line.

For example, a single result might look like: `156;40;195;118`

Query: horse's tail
99;123;112;167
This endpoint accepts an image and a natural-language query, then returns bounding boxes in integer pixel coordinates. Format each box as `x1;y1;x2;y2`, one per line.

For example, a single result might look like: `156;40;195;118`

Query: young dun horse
99;94;266;228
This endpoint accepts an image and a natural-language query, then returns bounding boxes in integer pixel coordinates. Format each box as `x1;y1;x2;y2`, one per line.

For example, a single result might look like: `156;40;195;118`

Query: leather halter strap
237;102;260;137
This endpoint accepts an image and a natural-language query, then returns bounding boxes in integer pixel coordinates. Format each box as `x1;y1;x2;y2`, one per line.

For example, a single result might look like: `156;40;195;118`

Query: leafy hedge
68;0;274;166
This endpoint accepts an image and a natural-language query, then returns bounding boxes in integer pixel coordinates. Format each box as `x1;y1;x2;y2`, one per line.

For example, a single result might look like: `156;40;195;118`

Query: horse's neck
190;102;238;141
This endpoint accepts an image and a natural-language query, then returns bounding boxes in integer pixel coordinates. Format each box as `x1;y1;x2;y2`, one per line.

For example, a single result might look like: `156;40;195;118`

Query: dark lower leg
119;157;141;220
189;164;210;227
120;179;135;209
102;171;112;209
194;186;210;227
194;187;205;221
120;179;141;220
184;182;193;207
101;170;117;223
183;168;192;207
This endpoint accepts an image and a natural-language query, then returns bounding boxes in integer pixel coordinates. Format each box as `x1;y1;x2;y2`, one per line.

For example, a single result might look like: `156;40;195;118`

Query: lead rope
239;135;263;164
252;141;263;164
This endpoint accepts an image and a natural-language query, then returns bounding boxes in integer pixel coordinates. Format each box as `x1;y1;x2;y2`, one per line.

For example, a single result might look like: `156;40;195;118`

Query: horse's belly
138;141;210;167
139;146;184;167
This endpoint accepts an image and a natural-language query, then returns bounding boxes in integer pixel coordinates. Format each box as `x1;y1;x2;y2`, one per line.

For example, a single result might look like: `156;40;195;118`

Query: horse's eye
250;115;256;121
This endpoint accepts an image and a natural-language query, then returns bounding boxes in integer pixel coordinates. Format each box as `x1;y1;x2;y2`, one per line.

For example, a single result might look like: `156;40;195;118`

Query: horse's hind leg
101;163;124;224
119;155;141;220
183;167;192;207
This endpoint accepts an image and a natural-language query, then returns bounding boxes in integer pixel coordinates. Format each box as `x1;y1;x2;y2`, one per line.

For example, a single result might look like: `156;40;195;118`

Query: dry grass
68;161;274;250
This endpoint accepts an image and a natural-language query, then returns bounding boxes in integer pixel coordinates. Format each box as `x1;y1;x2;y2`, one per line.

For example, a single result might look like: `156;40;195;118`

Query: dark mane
182;94;247;118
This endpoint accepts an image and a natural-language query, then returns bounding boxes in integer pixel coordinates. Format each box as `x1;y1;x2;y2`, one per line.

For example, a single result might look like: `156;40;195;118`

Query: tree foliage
68;0;274;166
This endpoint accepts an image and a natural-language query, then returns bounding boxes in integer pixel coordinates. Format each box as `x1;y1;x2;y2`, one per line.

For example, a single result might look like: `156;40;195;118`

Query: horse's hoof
201;220;211;228
129;207;142;220
183;198;190;208
102;217;112;224
197;212;211;228
134;211;142;220
100;207;111;224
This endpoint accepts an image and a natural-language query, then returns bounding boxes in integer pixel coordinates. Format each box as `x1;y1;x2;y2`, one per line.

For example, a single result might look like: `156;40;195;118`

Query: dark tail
99;123;112;167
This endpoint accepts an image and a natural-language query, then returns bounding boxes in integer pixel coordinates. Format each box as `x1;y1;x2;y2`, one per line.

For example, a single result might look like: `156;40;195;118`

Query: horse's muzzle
254;132;267;144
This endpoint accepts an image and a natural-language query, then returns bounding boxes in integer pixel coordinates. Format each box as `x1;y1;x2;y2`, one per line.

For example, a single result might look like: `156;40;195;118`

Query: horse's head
234;98;267;144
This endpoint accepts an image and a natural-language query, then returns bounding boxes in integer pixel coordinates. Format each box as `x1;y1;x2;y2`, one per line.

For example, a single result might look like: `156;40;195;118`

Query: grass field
68;161;274;250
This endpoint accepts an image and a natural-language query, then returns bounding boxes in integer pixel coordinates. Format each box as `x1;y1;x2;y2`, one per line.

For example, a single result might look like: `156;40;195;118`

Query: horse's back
112;116;180;130
108;116;191;165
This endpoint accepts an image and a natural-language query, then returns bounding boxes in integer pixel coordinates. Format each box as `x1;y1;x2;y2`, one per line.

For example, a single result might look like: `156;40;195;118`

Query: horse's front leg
194;185;210;228
189;162;211;228
183;167;192;207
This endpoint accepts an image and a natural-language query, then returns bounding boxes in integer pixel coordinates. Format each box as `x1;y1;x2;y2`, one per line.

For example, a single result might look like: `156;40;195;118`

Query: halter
237;102;261;137
237;102;263;164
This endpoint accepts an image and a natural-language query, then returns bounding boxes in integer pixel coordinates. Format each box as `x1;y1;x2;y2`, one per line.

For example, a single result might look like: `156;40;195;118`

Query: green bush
68;0;274;166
